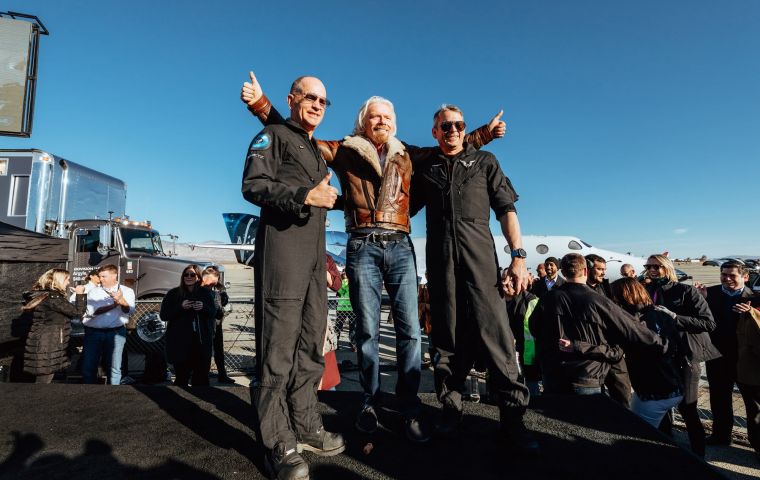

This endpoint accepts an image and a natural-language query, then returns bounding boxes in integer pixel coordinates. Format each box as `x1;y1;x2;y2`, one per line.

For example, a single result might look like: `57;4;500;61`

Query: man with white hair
241;72;504;443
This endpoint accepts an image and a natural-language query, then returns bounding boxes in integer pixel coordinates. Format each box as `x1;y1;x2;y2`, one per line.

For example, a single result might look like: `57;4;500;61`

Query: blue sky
3;1;759;258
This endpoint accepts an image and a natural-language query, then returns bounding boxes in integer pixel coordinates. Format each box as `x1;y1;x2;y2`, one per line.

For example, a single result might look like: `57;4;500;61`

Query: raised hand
241;70;263;106
488;110;507;138
305;172;338;209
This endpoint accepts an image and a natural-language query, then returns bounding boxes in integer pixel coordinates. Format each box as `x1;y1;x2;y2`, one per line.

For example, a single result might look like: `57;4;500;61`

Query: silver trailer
0;149;126;235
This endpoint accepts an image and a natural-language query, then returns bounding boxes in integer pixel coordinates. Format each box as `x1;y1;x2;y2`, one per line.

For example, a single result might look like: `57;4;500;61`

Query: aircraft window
536;244;549;254
581;240;593;248
568;240;582;250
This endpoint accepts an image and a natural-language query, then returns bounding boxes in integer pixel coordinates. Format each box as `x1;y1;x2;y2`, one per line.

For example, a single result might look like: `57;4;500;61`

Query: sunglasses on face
440;120;466;133
644;264;663;270
183;272;197;278
295;91;331;108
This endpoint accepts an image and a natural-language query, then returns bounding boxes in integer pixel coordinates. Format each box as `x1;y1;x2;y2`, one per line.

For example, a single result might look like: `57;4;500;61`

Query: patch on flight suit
251;133;271;150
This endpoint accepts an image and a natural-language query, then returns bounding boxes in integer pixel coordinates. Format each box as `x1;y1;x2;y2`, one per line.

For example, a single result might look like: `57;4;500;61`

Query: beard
370;127;391;144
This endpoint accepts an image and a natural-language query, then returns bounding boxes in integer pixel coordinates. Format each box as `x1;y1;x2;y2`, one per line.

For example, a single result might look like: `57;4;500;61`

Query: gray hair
432;104;465;126
353;96;397;137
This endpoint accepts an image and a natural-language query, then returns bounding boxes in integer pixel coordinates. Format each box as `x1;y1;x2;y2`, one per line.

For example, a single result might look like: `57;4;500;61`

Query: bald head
287;76;328;135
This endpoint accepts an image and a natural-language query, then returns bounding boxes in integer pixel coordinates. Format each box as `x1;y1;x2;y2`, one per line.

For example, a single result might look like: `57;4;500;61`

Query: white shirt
83;284;136;329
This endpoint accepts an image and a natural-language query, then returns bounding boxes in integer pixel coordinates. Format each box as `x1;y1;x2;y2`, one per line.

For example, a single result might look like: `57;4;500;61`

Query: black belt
350;231;407;242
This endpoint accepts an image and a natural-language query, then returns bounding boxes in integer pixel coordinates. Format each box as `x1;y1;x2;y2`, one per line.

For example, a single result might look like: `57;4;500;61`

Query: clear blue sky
4;1;759;258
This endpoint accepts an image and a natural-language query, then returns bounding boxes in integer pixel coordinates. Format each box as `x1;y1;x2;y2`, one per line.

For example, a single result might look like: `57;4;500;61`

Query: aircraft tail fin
222;213;260;265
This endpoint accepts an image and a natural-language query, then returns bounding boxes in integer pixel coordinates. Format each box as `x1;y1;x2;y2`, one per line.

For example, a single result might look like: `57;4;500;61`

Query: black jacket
625;305;685;399
588;279;612;299
161;286;217;364
531;276;565;299
646;281;720;362
529;282;665;391
705;285;758;361
22;290;87;376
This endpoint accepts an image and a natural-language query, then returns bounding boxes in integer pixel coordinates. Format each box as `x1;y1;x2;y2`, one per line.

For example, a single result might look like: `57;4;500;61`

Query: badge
251;133;271;150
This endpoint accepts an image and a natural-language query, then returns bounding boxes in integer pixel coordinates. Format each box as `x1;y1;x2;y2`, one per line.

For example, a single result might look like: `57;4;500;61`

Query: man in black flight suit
411;104;538;454
242;75;345;480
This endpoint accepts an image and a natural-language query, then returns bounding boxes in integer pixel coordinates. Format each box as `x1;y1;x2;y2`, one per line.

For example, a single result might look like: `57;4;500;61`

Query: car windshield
121;228;165;255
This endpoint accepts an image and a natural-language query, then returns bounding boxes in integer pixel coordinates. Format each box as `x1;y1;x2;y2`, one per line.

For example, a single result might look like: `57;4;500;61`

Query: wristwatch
510;248;527;259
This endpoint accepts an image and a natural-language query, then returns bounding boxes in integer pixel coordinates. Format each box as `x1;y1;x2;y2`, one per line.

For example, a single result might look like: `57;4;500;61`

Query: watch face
513;248;527;258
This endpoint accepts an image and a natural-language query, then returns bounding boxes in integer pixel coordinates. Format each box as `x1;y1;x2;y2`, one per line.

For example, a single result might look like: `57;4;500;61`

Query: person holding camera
162;264;217;387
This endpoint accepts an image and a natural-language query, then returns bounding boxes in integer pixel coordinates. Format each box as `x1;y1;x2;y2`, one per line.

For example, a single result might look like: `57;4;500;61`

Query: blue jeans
631;392;683;428
573;386;603;395
346;234;421;415
82;326;127;385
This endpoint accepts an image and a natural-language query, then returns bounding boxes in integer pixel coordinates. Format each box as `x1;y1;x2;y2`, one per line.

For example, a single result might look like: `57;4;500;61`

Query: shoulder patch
251;132;271;150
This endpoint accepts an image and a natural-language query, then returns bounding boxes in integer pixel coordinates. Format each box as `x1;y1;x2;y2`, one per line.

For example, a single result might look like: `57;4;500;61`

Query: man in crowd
620;263;637;278
585;254;631;407
81;264;135;385
531;257;564;299
241;75;344;480
700;260;758;445
410;104;538;453
241;71;504;443
529;254;665;395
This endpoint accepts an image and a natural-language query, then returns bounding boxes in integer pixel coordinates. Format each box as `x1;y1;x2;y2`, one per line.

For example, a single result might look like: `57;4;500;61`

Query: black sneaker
297;426;346;457
501;418;540;456
265;442;309;480
217;375;237;384
404;417;431;443
355;404;378;434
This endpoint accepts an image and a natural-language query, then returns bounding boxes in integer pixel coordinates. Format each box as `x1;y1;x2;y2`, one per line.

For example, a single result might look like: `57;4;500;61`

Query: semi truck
0;150;222;368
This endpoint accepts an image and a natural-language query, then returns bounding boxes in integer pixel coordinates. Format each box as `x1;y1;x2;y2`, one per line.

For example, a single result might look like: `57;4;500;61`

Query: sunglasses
183;272;197;278
295;90;331;108
644;264;663;270
440;120;466;133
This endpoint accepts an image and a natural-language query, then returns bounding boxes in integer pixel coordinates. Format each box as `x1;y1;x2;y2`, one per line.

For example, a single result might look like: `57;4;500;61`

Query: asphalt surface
0;384;723;480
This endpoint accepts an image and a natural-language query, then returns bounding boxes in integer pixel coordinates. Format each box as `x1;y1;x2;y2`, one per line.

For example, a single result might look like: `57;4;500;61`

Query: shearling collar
342;135;406;177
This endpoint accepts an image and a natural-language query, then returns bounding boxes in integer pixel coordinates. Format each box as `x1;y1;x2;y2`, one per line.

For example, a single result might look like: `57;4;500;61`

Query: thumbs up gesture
488;110;507;138
305;171;338;208
241;70;263;106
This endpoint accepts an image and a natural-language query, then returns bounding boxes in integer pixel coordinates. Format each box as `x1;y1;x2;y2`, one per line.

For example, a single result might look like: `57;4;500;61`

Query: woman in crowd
610;277;685;427
201;266;234;384
21;269;86;383
643;254;719;457
320;254;342;391
162;264;217;387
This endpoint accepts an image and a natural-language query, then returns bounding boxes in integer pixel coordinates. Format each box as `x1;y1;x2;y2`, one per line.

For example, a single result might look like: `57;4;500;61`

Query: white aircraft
411;235;646;282
194;214;645;281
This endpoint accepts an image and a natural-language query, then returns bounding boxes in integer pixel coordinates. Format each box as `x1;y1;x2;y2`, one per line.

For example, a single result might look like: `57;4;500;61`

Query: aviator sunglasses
440;120;466;133
294;90;331;108
183;271;198;278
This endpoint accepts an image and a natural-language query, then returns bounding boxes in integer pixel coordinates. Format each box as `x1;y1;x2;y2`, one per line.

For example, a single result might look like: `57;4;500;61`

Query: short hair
180;264;203;292
432;104;465;126
721;260;749;276
352;96;397;137
202;265;221;278
87;268;100;279
560;253;586;279
290;76;311;94
610;277;653;307
646;254;678;283
544;257;560;268
98;264;118;275
620;263;634;274
585;254;606;265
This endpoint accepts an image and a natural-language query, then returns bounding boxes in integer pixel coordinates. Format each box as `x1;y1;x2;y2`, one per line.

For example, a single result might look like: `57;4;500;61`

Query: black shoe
434;404;463;438
265;443;309;480
217;375;236;384
297;426;346;457
404;417;431;443
501;419;540;456
355;404;378;434
705;435;732;446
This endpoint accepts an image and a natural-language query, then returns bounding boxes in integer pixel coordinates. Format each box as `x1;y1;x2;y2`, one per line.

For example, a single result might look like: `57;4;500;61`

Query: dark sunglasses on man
294;90;331;108
440;120;466;133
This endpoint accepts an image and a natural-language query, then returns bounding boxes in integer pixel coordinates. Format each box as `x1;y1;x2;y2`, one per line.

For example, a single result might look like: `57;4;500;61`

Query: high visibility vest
337;279;352;312
523;297;539;365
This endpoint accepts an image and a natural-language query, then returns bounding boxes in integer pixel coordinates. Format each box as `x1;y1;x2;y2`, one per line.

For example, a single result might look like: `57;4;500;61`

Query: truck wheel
126;296;166;356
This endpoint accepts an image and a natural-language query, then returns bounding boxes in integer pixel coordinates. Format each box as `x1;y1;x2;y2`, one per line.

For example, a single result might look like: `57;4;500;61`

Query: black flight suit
411;143;529;417
242;119;328;451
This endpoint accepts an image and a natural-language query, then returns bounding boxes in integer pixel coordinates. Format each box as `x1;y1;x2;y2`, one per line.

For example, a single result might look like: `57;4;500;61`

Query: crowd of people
238;70;760;479
19;264;233;387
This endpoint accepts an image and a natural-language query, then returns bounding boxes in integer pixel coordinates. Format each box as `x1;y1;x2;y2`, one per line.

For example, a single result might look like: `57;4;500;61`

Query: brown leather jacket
248;96;495;233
